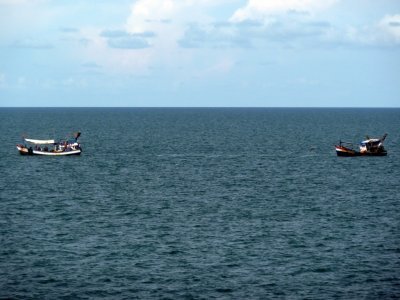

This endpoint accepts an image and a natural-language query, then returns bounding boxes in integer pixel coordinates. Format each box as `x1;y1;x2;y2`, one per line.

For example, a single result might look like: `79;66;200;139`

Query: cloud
11;38;53;49
336;14;400;47
62;77;88;88
171;0;336;50
126;0;222;31
0;73;30;90
78;38;90;46
126;0;233;50
122;0;235;74
263;19;332;44
80;62;103;76
209;58;235;73
100;29;155;49
76;27;154;75
107;37;150;49
81;62;102;69
60;27;79;33
0;0;40;5
178;23;252;49
388;21;400;27
126;0;204;52
227;1;399;49
178;13;335;50
230;0;337;22
101;30;130;38
101;29;155;38
33;0;396;82
127;0;177;33
378;14;400;43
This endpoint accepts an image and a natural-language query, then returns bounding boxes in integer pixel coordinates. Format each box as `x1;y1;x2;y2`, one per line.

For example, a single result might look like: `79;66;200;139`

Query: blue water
1;108;399;299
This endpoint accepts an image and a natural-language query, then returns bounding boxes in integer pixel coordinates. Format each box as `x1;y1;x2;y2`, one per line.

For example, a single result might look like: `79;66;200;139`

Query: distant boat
17;132;82;156
335;133;387;157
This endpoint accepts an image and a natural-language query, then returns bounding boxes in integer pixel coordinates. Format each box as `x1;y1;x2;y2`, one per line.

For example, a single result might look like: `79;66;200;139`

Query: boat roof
361;138;381;144
25;138;55;144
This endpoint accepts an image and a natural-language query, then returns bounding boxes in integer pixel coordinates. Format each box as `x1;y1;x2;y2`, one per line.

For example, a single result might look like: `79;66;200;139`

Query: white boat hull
17;145;81;156
32;149;81;156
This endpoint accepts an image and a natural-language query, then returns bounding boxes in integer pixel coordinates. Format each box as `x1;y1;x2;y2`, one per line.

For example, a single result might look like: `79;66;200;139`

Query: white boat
17;132;82;156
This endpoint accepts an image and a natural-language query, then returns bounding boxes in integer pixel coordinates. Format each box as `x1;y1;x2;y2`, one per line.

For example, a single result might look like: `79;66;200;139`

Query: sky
0;0;399;107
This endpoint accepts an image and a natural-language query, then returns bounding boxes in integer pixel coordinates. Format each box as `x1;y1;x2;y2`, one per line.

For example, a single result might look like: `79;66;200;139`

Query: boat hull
335;146;386;157
336;147;360;157
17;145;81;156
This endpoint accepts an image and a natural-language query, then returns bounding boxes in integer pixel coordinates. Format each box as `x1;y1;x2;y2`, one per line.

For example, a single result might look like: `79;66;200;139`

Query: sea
0;108;399;299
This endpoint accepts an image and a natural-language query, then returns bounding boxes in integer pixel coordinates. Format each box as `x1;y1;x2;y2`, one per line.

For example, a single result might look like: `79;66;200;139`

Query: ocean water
0;108;399;299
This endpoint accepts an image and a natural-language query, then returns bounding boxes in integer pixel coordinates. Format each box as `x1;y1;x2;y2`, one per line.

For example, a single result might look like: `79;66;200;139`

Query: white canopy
361;138;380;144
25;138;55;144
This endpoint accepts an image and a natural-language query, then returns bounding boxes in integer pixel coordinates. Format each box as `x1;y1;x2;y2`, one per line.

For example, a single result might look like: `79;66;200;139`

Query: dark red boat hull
335;146;387;157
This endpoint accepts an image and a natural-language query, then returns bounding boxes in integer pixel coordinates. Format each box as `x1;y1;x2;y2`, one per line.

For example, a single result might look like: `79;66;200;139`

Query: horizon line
1;106;399;109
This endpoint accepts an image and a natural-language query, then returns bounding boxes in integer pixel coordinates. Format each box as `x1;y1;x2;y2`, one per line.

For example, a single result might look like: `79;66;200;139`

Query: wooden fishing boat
335;134;387;157
17;132;82;156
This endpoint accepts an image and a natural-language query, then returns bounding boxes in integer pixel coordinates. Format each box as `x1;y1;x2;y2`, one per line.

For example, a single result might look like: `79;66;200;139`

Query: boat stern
335;145;359;157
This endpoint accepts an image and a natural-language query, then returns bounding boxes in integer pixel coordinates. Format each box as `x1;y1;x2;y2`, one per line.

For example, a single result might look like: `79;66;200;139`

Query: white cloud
227;2;400;49
62;77;87;88
0;0;39;4
102;0;340;73
11;38;53;49
125;0;221;48
126;0;227;33
209;58;235;73
127;0;176;34
0;0;61;43
378;14;400;43
124;0;230;72
0;73;30;90
338;14;400;47
230;0;337;22
78;27;152;75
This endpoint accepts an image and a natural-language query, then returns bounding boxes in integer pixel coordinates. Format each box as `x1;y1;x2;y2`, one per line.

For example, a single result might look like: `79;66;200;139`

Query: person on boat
360;147;367;154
